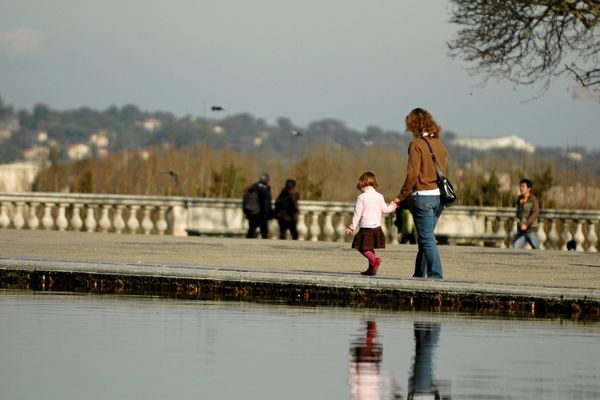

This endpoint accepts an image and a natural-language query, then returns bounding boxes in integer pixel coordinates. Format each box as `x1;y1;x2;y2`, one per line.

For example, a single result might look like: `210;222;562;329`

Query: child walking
346;172;398;276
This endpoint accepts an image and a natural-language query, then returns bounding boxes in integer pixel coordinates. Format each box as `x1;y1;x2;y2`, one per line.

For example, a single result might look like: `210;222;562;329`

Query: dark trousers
278;220;298;240
246;215;269;238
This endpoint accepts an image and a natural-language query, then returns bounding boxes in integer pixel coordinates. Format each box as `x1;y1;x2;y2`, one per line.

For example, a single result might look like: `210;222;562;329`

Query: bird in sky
291;130;303;137
211;106;225;111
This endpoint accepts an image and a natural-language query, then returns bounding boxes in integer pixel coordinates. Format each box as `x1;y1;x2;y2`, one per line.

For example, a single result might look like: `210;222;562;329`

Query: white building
452;134;535;154
0;161;40;192
67;143;91;160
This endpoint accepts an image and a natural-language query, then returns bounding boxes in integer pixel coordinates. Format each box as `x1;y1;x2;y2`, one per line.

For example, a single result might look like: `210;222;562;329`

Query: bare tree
447;0;600;93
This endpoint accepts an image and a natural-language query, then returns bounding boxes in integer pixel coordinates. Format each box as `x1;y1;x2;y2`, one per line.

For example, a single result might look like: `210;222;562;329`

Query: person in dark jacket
274;179;300;240
244;173;273;238
513;178;540;249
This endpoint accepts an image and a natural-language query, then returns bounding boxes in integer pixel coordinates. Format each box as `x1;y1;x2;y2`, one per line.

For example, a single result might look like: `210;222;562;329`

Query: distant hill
0;96;598;177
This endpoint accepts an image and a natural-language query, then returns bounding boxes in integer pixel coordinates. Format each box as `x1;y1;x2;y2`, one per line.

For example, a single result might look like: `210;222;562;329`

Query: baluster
537;220;546;250
13;202;26;230
56;203;68;231
156;206;168;235
484;216;494;236
547;219;559;250
335;212;347;242
41;203;54;230
99;205;112;233
27;202;40;230
309;211;321;241
70;204;83;231
85;205;97;232
142;206;154;235
0;203;10;228
483;216;494;247
560;220;572;251
297;211;308;241
127;205;140;233
380;215;388;238
496;217;509;248
269;218;279;239
509;219;518;247
573;219;585;252
113;205;126;234
322;212;335;242
587;219;598;253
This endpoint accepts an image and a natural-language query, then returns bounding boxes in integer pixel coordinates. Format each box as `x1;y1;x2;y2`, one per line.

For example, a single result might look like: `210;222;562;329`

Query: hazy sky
1;0;598;149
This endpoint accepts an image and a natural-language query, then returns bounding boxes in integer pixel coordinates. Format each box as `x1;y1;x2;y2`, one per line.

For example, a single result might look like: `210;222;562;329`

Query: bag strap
420;137;445;178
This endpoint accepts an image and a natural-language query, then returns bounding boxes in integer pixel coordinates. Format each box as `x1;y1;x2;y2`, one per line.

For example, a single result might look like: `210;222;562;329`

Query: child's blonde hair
357;171;379;190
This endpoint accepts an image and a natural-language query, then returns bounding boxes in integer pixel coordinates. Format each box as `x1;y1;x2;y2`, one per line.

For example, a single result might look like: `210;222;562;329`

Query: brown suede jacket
397;136;448;202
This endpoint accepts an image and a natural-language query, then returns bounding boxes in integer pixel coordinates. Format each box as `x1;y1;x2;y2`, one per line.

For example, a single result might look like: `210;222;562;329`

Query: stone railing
0;192;598;252
0;193;183;235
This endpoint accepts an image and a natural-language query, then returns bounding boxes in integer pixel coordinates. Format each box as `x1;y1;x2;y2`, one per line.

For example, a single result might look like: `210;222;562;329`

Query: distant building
565;151;583;161
451;134;535;154
67;143;91;160
37;131;48;143
0;161;40;192
142;118;161;132
89;131;109;148
23;146;49;161
0;117;20;141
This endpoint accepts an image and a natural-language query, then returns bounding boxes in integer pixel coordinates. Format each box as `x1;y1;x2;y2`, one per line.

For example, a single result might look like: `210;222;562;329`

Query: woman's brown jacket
397;137;448;203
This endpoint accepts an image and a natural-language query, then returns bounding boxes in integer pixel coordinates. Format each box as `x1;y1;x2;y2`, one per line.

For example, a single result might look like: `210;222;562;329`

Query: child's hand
345;226;355;235
392;197;400;205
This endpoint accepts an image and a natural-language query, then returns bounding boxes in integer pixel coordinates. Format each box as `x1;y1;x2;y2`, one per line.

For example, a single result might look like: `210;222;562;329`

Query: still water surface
1;290;599;399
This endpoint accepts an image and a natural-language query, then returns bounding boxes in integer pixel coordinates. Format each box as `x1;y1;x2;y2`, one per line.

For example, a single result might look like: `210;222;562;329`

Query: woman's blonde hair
357;171;379;190
405;107;441;138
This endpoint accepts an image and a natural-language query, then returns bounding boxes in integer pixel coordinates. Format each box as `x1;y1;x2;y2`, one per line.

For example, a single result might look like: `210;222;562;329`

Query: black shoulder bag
421;138;457;205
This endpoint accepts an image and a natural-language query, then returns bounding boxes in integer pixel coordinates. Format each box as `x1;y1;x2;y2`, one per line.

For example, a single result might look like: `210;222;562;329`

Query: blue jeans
513;231;540;249
412;194;444;279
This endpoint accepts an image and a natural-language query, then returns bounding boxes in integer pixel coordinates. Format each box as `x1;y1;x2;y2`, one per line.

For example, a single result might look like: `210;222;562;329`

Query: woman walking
396;108;448;279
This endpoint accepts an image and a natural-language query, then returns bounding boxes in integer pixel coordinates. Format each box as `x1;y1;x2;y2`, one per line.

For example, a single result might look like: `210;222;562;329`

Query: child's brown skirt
351;227;386;251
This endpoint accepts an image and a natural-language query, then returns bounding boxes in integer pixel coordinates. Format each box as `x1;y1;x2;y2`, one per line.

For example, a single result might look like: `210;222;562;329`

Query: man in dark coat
274;179;300;240
243;173;273;238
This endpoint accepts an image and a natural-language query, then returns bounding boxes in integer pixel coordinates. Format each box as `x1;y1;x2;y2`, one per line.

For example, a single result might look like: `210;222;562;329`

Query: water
1;290;599;400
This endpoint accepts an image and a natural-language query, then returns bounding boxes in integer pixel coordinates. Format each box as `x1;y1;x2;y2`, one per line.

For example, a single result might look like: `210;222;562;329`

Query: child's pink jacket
349;186;397;230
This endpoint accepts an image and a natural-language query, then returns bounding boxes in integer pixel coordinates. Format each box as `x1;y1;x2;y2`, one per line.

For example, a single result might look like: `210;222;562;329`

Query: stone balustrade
0;192;598;252
0;193;183;235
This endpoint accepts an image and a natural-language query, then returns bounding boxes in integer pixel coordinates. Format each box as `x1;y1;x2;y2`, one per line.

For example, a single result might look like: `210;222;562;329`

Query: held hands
392;197;400;206
345;226;356;235
520;223;528;232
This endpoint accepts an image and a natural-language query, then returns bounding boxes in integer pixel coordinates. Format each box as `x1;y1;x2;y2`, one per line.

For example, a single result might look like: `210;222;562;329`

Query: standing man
243;173;273;238
513;178;541;249
274;179;300;240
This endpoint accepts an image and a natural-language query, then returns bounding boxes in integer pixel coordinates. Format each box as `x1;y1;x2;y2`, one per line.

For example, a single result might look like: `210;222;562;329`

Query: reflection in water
408;322;449;400
349;321;399;399
349;321;450;400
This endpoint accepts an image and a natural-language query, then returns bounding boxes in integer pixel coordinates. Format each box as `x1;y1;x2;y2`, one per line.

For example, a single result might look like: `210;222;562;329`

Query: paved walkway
1;230;599;315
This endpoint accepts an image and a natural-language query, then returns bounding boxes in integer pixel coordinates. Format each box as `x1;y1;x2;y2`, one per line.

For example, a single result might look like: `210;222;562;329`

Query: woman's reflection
408;321;445;400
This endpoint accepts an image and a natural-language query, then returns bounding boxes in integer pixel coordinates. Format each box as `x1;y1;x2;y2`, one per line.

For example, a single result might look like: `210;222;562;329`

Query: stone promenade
1;230;599;318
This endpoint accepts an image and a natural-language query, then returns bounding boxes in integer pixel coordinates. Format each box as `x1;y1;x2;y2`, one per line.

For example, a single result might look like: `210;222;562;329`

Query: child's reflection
348;321;384;399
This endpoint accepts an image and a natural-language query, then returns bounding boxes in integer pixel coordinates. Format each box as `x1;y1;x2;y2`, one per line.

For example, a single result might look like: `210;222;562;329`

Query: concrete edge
1;256;599;319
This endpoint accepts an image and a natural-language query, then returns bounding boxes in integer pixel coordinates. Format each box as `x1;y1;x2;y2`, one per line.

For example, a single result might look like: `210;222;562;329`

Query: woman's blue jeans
412;194;444;279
